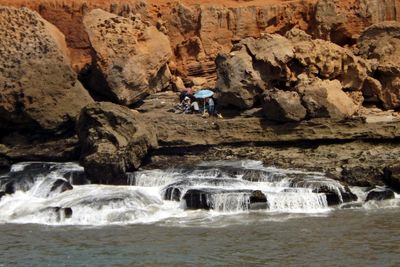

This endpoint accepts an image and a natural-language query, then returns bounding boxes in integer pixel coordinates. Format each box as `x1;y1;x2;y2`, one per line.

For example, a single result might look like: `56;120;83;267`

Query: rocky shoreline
0;1;400;194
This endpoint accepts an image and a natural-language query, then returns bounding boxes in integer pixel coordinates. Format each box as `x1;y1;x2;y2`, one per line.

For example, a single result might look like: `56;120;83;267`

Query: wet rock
183;188;268;210
249;190;268;210
241;169;286;182
323;188;357;206
341;188;358;203
383;166;400;193
83;9;172;105
0;7;93;133
290;177;358;206
164;186;182;202
77;102;158;185
49;179;73;193
0;157;11;175
44;207;73;221
366;188;395;202
262;90;307;122
162;177;244;201
0;162;78;195
62;170;89;185
183;189;211;210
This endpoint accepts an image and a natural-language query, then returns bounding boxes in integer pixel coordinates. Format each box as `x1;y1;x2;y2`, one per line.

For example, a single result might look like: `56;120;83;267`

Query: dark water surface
1;208;399;267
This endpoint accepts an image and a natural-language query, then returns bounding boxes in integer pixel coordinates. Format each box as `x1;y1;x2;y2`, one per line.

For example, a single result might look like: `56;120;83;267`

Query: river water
0;161;399;266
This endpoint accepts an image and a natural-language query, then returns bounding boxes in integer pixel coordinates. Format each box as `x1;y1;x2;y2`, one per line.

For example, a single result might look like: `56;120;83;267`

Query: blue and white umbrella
194;89;214;99
194;89;214;115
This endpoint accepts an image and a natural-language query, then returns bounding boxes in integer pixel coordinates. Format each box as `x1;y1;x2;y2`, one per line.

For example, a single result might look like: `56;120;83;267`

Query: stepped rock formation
77;102;157;184
0;6;93;132
83;8;172;105
216;29;365;121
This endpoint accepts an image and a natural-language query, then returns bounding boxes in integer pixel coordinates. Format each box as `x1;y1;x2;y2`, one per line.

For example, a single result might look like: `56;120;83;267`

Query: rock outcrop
383;166;400;193
357;22;400;109
83;9;172;105
0;6;93;133
262;90;306;122
216;29;365;121
297;78;358;120
366;188;395;202
77;102;157;185
3;0;400;83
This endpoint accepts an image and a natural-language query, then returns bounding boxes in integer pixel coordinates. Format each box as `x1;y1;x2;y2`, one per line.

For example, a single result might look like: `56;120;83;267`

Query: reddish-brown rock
83;9;172;105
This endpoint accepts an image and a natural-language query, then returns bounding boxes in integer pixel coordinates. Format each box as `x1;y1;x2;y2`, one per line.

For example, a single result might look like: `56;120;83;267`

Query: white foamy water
0;161;398;226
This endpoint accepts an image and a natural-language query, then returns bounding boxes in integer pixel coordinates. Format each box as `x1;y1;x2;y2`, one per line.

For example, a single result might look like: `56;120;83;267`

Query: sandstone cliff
3;0;400;83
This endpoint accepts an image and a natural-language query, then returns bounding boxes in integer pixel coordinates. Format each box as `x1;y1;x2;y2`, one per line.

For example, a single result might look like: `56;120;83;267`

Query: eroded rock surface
357;22;400;109
83;9;172;105
77;102;157;184
216;29;367;121
0;6;93;132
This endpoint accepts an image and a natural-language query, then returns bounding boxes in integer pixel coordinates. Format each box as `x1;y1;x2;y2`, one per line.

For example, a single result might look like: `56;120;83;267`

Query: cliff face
3;0;399;83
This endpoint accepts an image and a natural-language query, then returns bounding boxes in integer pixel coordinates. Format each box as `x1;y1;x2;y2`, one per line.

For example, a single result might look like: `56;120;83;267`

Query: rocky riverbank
0;1;400;193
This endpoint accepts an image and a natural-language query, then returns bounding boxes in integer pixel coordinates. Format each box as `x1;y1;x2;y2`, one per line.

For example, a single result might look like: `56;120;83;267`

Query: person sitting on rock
204;96;222;118
182;96;192;113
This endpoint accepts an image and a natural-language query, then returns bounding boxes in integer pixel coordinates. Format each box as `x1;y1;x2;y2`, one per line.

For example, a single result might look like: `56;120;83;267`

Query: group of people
176;88;222;118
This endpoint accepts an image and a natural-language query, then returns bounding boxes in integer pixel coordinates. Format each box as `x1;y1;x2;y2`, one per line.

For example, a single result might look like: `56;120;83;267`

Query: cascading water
0;160;398;226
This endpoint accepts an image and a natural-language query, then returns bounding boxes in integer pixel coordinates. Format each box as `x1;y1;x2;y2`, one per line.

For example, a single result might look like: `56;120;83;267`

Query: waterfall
0;160;395;226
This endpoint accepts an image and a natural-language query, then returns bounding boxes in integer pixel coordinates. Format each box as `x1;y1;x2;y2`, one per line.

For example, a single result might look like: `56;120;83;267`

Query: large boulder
262;89;307;122
297;78;358;120
215;29;368;118
357;22;400;109
215;47;265;109
77;102;158;185
83;9;173;105
0;7;93;132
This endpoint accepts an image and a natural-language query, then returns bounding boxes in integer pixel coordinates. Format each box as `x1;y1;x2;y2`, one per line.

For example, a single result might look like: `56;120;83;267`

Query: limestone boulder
357;21;400;66
357;22;400;109
215;29;368;118
0;7;93;132
215;46;265;109
83;9;172;105
262;90;306;122
77;102;157;185
291;34;369;91
297;78;358;120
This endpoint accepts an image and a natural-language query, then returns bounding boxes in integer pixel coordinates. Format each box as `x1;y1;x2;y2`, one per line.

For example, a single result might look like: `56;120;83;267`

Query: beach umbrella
194;89;214;115
194;89;214;99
